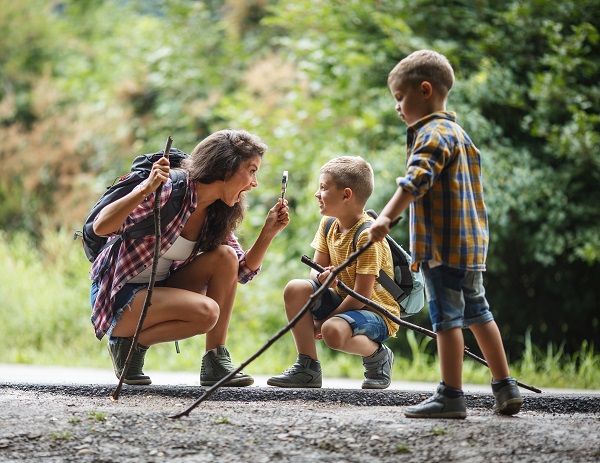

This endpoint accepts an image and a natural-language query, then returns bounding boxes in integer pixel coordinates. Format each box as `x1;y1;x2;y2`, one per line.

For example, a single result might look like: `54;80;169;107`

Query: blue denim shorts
307;280;389;343
422;262;494;333
90;280;166;338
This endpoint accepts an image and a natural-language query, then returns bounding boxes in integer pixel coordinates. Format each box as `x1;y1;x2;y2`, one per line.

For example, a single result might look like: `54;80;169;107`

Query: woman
90;129;289;387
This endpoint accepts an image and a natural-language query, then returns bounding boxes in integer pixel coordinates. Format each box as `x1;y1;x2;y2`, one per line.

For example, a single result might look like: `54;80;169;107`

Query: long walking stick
111;136;173;401
169;219;401;418
301;255;542;394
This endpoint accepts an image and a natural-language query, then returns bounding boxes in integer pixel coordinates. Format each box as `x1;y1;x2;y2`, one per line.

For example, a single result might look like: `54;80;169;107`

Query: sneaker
107;337;152;385
404;383;467;419
267;354;322;388
492;377;523;415
200;345;254;387
361;344;394;389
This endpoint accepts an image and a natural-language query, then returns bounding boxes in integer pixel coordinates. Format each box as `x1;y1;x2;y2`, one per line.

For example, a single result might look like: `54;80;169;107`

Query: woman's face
222;155;261;206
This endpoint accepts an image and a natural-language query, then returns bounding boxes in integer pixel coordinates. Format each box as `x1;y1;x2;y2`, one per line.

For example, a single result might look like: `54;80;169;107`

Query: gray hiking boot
492;377;523;415
267;354;322;388
200;345;254;387
107;337;152;385
404;382;467;419
362;344;394;389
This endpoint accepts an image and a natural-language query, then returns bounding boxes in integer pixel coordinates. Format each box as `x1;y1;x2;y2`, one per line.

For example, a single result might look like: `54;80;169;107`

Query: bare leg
437;327;464;390
166;245;239;351
470;321;510;381
111;286;219;346
283;279;319;359
321;318;378;357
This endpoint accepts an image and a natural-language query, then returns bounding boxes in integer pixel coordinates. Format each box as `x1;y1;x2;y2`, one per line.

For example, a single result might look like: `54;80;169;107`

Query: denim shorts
90;280;166;338
422;262;494;333
307;280;389;343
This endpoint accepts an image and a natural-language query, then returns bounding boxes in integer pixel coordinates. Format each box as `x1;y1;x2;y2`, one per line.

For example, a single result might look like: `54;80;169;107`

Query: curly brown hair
182;129;267;251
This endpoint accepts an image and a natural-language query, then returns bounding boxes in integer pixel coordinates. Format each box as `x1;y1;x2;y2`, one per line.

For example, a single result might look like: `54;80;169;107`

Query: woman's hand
140;156;170;195
262;198;290;237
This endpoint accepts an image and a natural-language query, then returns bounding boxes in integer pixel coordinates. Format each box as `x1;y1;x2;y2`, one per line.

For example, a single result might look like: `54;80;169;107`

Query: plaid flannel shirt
398;111;489;271
89;175;259;340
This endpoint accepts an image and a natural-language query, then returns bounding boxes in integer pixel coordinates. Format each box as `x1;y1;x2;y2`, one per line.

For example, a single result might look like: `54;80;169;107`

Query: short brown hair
320;156;374;206
388;49;454;96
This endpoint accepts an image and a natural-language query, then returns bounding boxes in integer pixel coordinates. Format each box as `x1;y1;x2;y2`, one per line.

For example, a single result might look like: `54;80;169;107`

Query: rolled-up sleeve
226;233;261;284
398;130;451;199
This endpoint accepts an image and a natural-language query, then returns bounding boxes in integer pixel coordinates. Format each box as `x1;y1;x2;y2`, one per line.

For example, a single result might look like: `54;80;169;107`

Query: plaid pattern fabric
90;175;259;340
397;112;489;271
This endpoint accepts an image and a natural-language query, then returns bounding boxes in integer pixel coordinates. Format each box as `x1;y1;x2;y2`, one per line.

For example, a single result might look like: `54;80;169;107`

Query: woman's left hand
263;198;290;235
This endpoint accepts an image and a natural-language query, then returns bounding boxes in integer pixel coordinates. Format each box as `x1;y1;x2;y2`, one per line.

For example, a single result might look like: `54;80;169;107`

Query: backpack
75;148;189;263
323;209;425;316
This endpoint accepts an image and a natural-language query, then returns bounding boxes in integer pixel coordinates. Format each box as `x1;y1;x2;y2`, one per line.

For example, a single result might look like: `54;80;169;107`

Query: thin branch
170;219;400;418
111;136;173;401
300;255;541;394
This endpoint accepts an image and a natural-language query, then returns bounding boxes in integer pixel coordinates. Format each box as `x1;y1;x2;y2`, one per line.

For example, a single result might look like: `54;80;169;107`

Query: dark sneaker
267;354;322;388
362;344;394;389
404;383;467;419
200;345;254;387
493;377;523;415
107;337;152;385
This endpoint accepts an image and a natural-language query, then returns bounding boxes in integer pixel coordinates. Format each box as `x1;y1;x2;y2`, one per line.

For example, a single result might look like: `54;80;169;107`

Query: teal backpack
323;210;425;317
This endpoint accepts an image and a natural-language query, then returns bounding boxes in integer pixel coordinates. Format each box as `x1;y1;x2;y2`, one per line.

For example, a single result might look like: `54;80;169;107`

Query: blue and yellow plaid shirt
398;111;488;271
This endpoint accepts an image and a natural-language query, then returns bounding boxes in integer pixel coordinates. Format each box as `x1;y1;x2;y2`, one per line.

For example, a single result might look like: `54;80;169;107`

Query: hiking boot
362;344;394;389
107;337;152;385
200;345;254;387
492;377;523;415
404;382;467;419
267;354;322;388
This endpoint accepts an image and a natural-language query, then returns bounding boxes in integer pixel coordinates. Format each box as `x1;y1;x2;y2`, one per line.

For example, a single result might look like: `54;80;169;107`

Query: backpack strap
323;217;336;241
123;169;188;241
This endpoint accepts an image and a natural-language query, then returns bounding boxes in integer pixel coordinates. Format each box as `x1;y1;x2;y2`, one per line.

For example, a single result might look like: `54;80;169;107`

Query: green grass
1;229;599;391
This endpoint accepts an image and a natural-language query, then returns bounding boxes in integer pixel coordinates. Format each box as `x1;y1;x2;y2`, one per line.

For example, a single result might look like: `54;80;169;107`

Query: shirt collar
408;111;457;132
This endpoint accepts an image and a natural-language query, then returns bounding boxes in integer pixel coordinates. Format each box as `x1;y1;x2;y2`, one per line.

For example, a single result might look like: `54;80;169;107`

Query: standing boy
369;50;523;418
268;156;400;389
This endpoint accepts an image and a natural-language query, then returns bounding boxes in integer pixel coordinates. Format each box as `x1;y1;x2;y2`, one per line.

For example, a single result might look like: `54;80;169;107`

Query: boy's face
315;173;346;216
389;80;430;126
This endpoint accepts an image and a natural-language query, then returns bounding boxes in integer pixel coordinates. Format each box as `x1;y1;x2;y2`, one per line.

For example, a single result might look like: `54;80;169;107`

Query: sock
440;382;464;398
491;377;513;392
367;344;383;358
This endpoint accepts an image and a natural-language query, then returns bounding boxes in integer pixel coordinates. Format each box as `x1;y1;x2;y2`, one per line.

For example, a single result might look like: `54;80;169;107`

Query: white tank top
128;235;197;283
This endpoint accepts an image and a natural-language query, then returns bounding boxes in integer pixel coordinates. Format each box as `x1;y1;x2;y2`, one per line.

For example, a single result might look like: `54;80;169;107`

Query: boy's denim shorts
307;279;389;343
422;262;494;333
90;280;166;338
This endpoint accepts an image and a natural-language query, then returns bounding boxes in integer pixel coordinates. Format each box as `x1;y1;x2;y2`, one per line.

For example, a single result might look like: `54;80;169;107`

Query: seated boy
268;156;401;389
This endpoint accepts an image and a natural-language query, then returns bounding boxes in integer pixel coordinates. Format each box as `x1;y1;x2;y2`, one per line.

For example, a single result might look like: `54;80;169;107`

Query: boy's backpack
75;148;189;263
323;209;425;316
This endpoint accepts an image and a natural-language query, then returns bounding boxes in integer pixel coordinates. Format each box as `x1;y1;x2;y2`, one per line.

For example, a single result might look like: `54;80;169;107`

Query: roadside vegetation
1;231;597;390
0;1;598;389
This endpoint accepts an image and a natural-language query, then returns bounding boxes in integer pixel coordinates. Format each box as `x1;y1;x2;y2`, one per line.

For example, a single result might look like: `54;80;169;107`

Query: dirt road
1;382;599;462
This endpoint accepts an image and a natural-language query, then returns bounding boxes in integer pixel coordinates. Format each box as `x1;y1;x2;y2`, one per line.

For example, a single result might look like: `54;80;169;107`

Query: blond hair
388;49;454;96
320;156;374;206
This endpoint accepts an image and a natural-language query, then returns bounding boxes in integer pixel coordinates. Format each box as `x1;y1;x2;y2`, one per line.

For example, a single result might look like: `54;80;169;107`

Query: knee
213;245;239;276
321;319;347;351
283;279;312;315
191;297;220;334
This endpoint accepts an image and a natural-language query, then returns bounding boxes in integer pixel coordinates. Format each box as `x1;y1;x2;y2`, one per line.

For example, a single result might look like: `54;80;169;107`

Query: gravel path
1;383;599;462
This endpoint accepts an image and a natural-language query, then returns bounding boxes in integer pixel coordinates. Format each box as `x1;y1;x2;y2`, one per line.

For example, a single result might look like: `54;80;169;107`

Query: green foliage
0;0;598;372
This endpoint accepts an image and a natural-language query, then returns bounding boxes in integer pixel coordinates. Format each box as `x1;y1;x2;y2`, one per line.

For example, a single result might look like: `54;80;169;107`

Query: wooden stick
301;254;542;394
170;218;401;418
111;136;173;401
